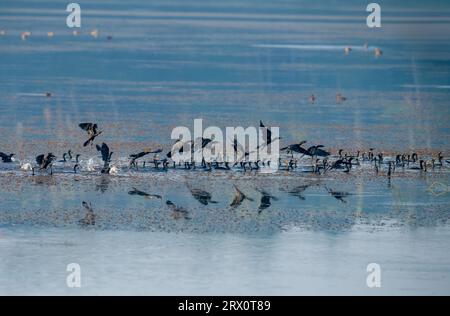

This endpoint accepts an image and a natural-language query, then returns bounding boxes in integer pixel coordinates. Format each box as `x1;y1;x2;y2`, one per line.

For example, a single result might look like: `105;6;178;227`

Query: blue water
0;0;449;295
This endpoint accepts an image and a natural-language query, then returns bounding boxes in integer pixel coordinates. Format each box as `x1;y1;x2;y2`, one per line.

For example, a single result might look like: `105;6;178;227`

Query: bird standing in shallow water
79;123;102;147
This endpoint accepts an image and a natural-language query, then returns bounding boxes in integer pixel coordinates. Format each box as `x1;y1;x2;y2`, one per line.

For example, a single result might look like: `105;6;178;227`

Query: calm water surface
0;0;449;295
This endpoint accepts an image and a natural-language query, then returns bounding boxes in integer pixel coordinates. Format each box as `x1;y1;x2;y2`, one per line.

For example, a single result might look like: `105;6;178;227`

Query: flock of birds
0;121;448;226
0;120;448;177
0;30;444;225
0;29;111;40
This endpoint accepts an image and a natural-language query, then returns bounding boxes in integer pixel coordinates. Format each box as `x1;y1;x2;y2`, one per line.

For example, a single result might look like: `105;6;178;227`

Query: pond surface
0;0;449;295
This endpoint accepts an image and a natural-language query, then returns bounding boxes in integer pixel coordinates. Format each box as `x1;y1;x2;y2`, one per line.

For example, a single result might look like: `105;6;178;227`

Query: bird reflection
188;186;217;205
230;185;254;209
166;200;190;220
284;185;311;200
96;176;110;193
79;201;95;226
325;186;351;203
257;189;278;213
128;187;162;199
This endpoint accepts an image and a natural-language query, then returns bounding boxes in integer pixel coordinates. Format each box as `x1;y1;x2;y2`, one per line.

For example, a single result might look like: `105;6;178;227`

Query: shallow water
0;0;450;295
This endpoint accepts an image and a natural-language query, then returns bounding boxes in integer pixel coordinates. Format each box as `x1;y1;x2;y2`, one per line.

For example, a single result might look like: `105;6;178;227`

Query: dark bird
409;159;425;171
188;187;218;205
36;153;56;174
79;201;95;226
166;200;190;220
259;120;281;146
96;143;113;162
128;187;162;199
257;189;278;213
306;145;330;158
0;152;15;163
59;153;68;163
231;138;249;162
328;157;353;172
230;186;254;208
79;123;102;147
167;139;189;158
198;137;213;149
129;148;163;169
96;143;114;174
325;186;351;203
280;141;309;156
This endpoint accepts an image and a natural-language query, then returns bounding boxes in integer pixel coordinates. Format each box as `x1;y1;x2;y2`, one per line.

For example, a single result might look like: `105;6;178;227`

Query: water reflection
95;176;110;193
0;171;448;233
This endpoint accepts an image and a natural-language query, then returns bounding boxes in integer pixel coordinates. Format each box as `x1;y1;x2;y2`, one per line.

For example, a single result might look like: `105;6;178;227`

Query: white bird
21;163;33;171
86;157;96;171
109;165;119;175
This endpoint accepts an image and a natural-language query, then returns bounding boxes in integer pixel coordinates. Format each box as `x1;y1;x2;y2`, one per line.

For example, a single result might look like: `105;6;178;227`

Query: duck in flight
281;141;309;156
36;153;56;174
128;187;162;199
0;152;15;163
167;138;189;159
259;120;281;147
79;123;102;147
306;145;330;158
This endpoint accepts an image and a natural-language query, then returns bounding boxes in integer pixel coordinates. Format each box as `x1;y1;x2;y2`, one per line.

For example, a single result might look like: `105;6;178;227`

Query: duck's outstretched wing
79;123;97;135
36;154;45;165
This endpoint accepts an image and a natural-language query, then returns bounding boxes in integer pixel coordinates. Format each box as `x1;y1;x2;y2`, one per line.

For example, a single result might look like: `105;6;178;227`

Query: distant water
0;0;449;295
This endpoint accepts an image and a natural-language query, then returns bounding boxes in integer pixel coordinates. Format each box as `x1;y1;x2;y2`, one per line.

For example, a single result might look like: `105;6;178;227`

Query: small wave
252;44;374;51
400;84;450;90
